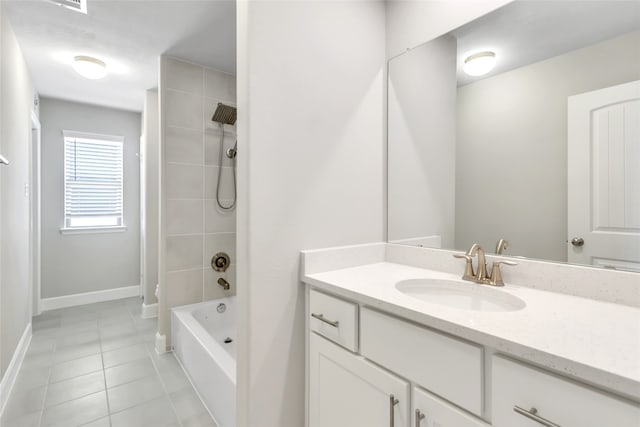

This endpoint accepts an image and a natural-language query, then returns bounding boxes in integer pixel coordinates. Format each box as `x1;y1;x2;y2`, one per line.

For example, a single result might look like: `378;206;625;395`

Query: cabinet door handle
389;394;399;427
311;313;339;328
514;406;561;427
415;409;425;427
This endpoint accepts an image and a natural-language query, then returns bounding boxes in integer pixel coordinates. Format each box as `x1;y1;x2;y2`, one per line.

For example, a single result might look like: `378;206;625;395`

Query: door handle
514;406;561;427
570;237;584;247
415;409;425;427
310;313;339;328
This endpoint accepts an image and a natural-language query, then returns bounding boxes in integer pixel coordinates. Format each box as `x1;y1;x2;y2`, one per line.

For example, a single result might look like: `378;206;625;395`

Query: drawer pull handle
514;406;561;427
311;313;339;328
415;409;425;427
389;394;399;427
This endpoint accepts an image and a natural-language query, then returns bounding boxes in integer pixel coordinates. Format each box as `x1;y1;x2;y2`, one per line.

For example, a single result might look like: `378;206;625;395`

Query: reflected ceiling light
463;51;496;76
73;56;107;79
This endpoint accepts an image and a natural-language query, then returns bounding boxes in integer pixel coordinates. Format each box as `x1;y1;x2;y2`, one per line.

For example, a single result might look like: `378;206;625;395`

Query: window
63;131;124;230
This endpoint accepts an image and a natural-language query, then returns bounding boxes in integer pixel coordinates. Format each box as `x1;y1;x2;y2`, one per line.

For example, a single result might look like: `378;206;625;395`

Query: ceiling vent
46;0;87;14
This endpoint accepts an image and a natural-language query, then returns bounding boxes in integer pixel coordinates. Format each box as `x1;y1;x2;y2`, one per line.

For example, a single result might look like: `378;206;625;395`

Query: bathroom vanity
301;243;640;427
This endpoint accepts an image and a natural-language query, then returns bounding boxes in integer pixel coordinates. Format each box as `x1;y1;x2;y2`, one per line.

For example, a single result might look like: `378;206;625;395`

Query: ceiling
452;1;640;86
3;0;236;112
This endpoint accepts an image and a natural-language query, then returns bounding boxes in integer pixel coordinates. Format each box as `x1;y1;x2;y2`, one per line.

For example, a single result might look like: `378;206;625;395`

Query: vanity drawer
360;307;483;416
492;355;640;427
309;290;358;352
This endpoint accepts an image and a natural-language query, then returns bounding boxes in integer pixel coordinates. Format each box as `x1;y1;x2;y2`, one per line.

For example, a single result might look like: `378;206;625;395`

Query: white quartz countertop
303;262;640;401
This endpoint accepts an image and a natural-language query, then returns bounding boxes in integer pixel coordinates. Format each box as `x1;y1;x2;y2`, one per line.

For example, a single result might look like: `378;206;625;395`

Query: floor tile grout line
97;325;113;427
146;345;185;427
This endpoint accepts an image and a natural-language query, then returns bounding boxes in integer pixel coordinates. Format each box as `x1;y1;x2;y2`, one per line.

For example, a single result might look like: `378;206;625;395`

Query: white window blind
63;131;124;229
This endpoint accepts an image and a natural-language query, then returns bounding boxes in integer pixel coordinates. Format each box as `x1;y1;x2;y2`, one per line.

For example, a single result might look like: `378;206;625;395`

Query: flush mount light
73;56;107;79
463;51;496;77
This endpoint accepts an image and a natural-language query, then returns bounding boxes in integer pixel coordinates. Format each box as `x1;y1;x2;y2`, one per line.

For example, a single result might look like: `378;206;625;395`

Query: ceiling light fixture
463;51;496;77
73;56;107;79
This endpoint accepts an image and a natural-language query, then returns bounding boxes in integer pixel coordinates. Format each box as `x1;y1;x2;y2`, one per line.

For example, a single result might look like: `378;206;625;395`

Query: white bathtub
172;297;236;427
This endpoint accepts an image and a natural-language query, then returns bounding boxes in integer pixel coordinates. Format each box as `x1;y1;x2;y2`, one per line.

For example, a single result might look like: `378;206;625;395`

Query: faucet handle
495;239;509;255
489;260;517;286
453;254;475;281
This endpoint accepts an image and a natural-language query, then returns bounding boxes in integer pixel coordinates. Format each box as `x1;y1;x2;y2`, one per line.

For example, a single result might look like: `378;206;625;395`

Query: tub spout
217;278;231;290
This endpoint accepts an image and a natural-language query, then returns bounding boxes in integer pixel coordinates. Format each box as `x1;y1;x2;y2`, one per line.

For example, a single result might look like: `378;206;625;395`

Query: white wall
157;57;237;345
0;6;36;377
40;98;141;298
385;0;511;58
141;90;159;306
455;31;640;261
388;34;457;247
236;1;386;426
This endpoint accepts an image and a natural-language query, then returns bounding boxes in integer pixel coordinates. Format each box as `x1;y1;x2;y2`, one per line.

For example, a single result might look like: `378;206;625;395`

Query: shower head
212;103;237;125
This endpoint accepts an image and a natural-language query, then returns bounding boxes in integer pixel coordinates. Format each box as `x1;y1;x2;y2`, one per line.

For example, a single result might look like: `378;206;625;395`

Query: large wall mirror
387;0;640;271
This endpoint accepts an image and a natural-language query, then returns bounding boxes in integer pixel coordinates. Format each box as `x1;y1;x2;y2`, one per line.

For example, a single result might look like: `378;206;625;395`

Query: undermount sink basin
395;279;526;312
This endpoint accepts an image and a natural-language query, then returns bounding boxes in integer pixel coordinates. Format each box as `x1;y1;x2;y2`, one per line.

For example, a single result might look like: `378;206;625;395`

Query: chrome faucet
217;277;231;290
454;243;517;286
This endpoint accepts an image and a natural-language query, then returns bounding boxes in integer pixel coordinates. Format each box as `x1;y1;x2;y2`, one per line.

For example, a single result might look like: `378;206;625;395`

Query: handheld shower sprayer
211;103;238;211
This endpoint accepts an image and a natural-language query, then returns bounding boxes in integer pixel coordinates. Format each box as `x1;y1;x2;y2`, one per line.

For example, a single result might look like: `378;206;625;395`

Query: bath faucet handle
489;260;517;286
453;254;475;281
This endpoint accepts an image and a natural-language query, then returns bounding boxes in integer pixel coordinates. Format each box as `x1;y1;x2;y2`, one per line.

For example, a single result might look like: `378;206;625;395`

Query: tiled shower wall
159;57;236;345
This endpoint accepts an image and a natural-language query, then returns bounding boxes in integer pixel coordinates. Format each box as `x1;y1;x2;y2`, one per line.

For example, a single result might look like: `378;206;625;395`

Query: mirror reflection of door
568;80;640;271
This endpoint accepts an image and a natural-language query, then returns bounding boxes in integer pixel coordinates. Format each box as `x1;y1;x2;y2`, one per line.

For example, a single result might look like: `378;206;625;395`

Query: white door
309;333;410;427
568;80;640;271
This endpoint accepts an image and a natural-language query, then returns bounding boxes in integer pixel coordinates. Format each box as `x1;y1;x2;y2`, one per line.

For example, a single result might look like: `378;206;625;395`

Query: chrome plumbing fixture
454;243;517;286
217;278;231;290
495;238;509;254
211;102;237;210
211;252;230;272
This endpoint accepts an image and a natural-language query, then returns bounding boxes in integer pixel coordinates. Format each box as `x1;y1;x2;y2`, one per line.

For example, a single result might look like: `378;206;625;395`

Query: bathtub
172;297;236;427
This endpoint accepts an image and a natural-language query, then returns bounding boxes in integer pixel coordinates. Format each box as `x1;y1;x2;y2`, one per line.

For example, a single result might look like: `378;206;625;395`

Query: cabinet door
413;386;489;427
309;333;410;427
493;355;640;427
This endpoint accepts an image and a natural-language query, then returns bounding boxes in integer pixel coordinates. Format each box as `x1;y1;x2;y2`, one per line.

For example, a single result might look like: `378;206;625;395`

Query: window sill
60;226;127;235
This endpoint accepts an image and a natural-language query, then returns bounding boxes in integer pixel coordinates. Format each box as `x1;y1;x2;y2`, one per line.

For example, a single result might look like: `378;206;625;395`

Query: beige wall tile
166;200;204;235
166;90;203;130
204;199;236;233
166;126;204;165
204;70;236;102
166;58;204;94
166;236;203;271
165;269;203;309
166;163;203;199
204;166;235;200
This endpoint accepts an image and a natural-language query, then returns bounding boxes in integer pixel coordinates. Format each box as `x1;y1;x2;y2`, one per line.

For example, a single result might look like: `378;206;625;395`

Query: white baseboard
155;332;167;354
40;285;140;311
141;302;158;319
0;323;32;416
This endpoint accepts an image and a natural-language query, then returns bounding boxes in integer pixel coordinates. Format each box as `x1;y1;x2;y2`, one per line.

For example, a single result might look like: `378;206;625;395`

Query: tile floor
0;297;217;427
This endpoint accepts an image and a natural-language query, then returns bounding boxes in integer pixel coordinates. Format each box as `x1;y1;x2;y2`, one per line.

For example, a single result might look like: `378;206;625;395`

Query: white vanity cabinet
309;333;410;427
360;307;483;416
492;356;640;427
308;290;483;427
306;288;640;427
